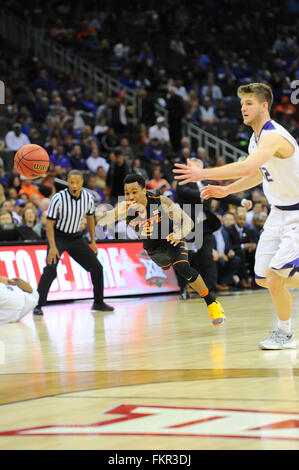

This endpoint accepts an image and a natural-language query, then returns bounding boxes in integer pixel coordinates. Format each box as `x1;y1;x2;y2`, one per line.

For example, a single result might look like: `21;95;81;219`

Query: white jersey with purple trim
248;119;299;207
0;283;39;323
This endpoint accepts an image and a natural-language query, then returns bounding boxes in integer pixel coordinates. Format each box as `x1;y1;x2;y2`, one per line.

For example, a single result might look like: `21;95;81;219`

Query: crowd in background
0;0;299;291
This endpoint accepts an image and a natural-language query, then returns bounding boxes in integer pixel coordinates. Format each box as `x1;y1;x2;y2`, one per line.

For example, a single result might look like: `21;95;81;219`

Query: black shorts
146;240;189;270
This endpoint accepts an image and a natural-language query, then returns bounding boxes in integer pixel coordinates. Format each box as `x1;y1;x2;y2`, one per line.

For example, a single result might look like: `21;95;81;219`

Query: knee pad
173;261;198;283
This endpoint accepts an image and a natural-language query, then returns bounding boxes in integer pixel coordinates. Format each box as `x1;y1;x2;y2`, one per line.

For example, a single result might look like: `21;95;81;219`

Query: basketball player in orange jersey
174;82;299;349
98;173;226;326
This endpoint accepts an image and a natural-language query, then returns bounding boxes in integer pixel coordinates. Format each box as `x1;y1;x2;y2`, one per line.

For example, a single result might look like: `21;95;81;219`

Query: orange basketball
14;144;50;179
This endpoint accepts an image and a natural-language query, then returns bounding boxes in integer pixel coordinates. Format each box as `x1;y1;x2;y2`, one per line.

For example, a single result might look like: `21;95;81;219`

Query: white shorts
18;289;39;321
255;207;299;279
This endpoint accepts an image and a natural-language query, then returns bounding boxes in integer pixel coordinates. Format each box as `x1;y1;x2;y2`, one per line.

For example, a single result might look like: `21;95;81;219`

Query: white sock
277;319;292;334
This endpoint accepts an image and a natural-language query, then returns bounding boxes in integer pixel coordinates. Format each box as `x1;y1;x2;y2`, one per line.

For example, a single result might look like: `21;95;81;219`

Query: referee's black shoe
33;306;44;316
91;302;114;312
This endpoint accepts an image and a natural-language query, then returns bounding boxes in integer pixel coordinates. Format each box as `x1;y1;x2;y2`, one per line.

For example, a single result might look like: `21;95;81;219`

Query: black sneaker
33;306;44;316
91;302;114;312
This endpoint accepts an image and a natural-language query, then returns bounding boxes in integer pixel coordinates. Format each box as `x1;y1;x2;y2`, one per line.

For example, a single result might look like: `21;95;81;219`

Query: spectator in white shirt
148;116;170;145
199;97;218;127
94;118;109;137
5;123;31;151
172;78;188;102
170;34;186;56
0;276;39;323
201;77;223;101
86;147;110;174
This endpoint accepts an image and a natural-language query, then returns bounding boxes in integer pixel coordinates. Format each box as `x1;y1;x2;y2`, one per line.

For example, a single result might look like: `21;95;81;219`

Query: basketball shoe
258;329;296;350
208;301;226;326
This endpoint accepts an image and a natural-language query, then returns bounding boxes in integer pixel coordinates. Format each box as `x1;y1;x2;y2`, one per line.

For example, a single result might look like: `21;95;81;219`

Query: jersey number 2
261;167;274;182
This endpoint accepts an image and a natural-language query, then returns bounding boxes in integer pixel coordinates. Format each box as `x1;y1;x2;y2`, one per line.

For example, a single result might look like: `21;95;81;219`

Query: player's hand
173;160;205;185
127;201;146;213
242;199;253;210
166;232;181;246
0;276;9;285
90;240;98;255
200;184;229;200
47;247;60;264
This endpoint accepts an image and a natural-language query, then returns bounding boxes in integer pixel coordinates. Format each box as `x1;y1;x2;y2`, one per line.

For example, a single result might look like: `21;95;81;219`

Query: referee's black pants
37;235;104;306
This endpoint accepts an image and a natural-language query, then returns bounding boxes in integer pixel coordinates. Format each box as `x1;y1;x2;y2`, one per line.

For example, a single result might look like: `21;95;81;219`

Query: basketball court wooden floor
0;289;299;450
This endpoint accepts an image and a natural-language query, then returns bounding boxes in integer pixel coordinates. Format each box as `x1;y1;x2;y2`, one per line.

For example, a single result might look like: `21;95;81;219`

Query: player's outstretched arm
161;196;194;243
200;170;263;200
8;278;33;293
173;133;284;185
97;201;128;226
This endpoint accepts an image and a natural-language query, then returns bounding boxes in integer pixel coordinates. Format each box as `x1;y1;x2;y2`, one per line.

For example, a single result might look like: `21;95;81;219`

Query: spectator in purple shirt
31;68;59;93
143;138;166;164
70;144;87;171
51;144;71;169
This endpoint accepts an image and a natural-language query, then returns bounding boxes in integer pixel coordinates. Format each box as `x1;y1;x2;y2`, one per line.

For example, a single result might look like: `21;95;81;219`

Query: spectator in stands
0;162;10;189
196;147;210;167
22;206;37;226
148;117;170;146
119;68;137;90
86;146;110;174
148;167;170;190
170;33;186;56
38;175;56;199
19;179;44;200
87;175;105;202
273;96;296;122
251;212;267;244
198;97;218;129
167;87;185;152
95;166;107;191
132;158;149;182
51;144;72;169
11;199;24;224
0;209;13;224
177;137;196;161
94;118;109;138
5;123;31;151
31;68;58;93
96;97;113;125
143;138;167;165
223;212;235;229
107;149;130;205
0;183;5;205
233;58;252;82
202;77;223;101
171;78;188;103
246;201;263;225
100;127;119;155
119;137;135;165
213;216;241;290
70;144;87;171
6;187;18;201
226;208;256;288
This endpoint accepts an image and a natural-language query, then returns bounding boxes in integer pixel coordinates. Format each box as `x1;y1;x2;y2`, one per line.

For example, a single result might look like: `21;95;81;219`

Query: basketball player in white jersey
0;276;39;323
173;82;299;350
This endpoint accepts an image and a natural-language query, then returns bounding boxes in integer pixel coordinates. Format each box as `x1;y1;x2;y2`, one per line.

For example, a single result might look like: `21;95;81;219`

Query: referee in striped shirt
33;170;114;315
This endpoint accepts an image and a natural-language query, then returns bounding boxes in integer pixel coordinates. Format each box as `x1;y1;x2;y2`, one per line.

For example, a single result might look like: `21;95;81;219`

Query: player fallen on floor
97;173;226;327
0;276;39;323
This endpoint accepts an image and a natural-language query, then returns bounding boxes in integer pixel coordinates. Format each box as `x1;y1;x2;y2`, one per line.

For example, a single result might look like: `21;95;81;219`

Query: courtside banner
0;242;179;300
